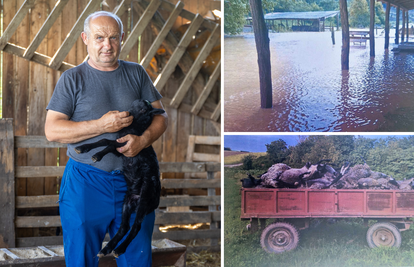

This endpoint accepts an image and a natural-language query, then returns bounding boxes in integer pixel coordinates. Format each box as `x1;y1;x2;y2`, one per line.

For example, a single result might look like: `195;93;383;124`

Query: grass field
224;151;266;165
224;167;414;267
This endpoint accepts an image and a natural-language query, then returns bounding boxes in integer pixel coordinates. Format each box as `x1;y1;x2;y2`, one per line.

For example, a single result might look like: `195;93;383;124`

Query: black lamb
74;99;165;258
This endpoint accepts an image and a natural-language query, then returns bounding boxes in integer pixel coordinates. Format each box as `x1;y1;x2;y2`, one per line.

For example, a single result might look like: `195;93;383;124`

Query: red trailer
241;188;414;253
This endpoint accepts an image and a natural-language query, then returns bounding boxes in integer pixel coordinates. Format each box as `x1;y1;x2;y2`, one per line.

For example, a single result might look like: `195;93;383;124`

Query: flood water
224;31;414;132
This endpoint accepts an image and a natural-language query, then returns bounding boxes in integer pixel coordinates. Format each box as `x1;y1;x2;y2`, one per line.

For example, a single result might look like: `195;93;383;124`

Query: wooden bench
349;30;370;45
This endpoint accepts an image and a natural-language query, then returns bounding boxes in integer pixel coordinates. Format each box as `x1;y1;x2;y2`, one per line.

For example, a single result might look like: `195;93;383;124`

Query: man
45;11;168;267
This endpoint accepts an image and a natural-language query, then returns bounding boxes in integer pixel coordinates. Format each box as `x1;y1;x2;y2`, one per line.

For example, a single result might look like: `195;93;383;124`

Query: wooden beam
211;99;221;122
141;1;184;69
15;136;67;148
16;195;59;208
15;162;220;177
194;135;221;145
3;42;76;72
154;14;204;90
0;0;35;51
161;178;221;188
401;8;405;43
23;0;70;60
119;0;162;60
191;60;221;115
170;24;220;109
0;119;15;248
395;6;400;44
49;0;101;70
153;229;220;240
159;195;221;207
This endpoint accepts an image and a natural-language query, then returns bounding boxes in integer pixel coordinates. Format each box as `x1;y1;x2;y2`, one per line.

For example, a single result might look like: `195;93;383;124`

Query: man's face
81;16;124;71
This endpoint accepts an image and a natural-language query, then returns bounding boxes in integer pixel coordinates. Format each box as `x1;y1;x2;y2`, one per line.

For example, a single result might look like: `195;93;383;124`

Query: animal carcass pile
240;160;414;190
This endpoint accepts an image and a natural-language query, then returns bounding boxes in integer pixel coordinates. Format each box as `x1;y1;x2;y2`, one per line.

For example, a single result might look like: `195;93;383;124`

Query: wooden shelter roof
248;11;339;21
379;0;414;10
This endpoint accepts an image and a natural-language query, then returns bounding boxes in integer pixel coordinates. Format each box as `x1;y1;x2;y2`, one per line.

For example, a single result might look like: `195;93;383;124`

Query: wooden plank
17;236;63;247
194;135;221;145
0;249;20;260
128;1;140;63
23;0;70;60
15;136;67;148
191;60;221;115
49;0;101;70
0;119;15;248
192;152;220;162
0;0;35;50
170;24;220;108
17;195;59;208
153;229;220;240
141;1;184;69
159;195;221;207
16;216;61;228
15;162;220;177
3;43;76;71
16;211;220;228
211;99;221;121
162;107;178;179
161;178;221;188
119;0;162;60
154;14;204;90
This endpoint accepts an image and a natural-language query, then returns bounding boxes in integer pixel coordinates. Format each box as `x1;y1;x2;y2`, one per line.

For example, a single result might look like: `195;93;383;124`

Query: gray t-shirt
46;60;162;172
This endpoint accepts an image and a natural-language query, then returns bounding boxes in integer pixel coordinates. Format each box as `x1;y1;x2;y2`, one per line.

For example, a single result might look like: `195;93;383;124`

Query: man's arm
116;99;168;157
45;110;133;143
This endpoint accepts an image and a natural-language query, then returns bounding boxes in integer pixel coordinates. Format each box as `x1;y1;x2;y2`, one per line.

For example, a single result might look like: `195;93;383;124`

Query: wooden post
207;170;217;246
0;119;15;248
340;0;349;70
385;2;390;49
395;7;400;44
406;11;409;41
337;13;339;30
249;0;272;108
369;0;375;57
401;10;405;43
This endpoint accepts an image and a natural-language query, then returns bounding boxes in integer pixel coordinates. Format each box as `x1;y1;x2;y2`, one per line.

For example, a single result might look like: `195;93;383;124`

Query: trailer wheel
260;222;299;253
366;222;401;248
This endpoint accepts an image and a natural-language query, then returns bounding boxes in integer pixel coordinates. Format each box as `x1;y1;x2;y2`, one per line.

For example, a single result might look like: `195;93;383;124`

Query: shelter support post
370;0;375;57
395;6;400;44
340;0;349;70
401;10;405;43
385;2;390;49
406;11;409;41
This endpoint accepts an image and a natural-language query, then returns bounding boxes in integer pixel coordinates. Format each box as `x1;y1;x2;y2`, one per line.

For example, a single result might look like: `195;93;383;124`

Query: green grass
224;167;414;267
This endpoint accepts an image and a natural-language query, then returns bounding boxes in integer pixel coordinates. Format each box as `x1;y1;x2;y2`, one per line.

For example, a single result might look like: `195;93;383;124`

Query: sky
224;134;411;153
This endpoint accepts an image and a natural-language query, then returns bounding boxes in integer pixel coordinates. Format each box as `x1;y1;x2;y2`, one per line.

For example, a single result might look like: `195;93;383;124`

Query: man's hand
116;134;148;157
99;111;133;133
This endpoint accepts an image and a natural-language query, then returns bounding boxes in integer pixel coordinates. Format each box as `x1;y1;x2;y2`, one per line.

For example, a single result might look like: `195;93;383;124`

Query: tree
224;0;250;35
349;0;370;28
375;2;385;25
243;154;256;170
266;139;290;163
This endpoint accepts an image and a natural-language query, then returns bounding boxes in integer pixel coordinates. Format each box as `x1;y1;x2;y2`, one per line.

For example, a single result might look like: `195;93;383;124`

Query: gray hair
84;11;124;38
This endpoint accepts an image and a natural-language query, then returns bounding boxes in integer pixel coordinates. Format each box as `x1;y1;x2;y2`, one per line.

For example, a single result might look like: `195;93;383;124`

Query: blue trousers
59;158;155;267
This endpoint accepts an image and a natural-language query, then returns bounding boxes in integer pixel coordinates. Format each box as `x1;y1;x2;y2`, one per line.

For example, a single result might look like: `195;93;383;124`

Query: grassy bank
224;167;414;267
224;152;266;165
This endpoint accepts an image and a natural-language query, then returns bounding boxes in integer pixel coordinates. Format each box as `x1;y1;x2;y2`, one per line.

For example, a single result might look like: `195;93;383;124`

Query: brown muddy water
224;31;414;132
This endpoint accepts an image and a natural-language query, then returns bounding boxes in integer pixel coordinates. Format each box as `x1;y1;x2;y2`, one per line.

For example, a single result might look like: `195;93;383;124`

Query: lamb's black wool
74;99;165;258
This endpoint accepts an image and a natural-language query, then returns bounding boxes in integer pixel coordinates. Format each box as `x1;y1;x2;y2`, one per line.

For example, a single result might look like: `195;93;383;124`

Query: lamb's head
129;99;165;127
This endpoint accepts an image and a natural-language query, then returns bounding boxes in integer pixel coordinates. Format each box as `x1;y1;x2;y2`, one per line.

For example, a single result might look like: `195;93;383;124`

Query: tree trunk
340;0;349;70
249;0;272;108
385;2;390;49
369;0;375;57
395;7;400;44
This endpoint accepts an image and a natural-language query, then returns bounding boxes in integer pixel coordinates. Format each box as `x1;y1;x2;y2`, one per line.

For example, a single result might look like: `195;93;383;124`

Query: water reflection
224;31;414;132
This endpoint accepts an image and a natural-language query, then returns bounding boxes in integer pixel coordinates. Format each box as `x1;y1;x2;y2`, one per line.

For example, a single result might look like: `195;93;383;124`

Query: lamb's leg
92;145;122;162
98;199;134;258
112;202;149;257
75;139;117;154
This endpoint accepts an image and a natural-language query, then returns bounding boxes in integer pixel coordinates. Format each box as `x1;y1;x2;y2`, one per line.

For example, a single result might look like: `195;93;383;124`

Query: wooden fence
0;119;221;252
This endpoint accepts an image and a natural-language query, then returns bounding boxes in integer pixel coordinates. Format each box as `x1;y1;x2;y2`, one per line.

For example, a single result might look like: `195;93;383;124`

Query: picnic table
349;30;369;45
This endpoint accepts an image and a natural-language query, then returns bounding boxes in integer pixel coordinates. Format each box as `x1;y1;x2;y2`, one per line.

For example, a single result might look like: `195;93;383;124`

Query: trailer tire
260;222;299;253
366;222;401;248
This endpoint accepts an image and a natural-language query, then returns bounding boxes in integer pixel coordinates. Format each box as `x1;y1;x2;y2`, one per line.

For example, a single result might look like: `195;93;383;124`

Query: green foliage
349;0;370;28
265;139;289;164
224;0;250;35
242;154;256;170
375;2;385;25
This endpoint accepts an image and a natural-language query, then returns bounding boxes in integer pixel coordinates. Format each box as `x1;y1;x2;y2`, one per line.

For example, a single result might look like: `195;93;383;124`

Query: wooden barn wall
1;0;221;233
